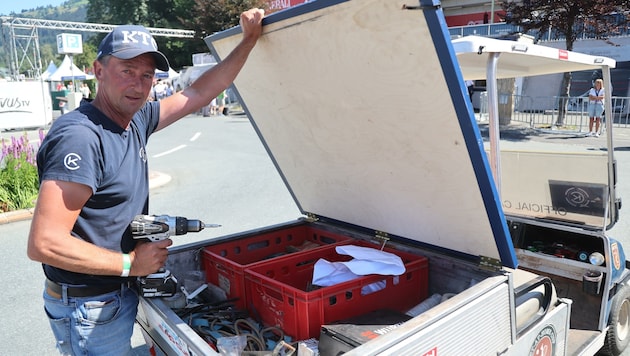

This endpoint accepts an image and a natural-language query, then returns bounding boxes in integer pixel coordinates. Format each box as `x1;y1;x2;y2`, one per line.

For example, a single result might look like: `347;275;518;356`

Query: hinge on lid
304;213;319;223
375;231;390;250
479;255;502;272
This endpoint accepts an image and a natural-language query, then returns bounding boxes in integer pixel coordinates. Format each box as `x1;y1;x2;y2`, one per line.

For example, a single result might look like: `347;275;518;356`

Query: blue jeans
43;283;139;356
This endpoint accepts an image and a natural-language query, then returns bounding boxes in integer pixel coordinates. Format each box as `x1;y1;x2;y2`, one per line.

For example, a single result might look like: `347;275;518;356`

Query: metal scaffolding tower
0;16;195;80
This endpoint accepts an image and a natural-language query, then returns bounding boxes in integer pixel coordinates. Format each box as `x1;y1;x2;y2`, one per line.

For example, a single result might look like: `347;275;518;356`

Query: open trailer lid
206;0;517;268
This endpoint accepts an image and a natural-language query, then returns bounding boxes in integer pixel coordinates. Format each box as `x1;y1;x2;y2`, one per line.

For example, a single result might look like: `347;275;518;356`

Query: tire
604;284;630;356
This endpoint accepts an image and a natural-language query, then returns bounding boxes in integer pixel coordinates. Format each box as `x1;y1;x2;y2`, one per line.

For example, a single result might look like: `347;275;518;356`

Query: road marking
153;144;186;158
190;132;201;141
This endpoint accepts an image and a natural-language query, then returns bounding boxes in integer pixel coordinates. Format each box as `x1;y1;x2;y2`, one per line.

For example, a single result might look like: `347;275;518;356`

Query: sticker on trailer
558;49;569;60
142;300;196;356
612;242;622;270
529;325;556;356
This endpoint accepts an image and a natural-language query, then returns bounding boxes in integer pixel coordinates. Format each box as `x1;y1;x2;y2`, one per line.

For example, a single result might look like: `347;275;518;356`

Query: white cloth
312;245;405;287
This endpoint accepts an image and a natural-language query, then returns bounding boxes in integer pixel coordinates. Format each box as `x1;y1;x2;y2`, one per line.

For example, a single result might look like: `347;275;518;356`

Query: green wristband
121;254;131;277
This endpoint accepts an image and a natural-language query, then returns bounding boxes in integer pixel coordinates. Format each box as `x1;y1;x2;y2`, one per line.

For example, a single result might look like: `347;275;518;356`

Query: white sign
0;81;53;130
57;33;83;54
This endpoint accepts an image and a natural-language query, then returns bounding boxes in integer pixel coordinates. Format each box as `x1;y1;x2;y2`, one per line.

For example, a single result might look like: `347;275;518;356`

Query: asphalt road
2;114;630;355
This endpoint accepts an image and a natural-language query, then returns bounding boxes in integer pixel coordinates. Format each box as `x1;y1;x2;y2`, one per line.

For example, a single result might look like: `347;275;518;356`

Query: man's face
95;54;156;118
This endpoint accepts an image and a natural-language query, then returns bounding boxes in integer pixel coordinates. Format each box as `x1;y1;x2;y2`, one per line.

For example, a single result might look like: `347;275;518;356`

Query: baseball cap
97;25;170;71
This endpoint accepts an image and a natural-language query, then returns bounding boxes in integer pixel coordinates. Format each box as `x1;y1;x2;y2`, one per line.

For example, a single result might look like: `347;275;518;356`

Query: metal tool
130;214;220;242
130;214;220;297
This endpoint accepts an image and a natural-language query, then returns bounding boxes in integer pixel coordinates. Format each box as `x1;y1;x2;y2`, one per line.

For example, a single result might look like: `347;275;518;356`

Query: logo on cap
120;30;158;51
97;25;170;71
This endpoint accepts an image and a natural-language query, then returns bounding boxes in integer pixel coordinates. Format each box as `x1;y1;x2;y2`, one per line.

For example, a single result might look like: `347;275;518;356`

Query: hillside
1;0;87;21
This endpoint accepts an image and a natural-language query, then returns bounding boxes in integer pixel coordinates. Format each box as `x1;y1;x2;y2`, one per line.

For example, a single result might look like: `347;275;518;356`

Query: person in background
587;78;605;137
153;79;167;100
465;80;474;102
80;82;91;99
57;96;68;115
217;89;228;116
210;96;218;115
27;8;264;355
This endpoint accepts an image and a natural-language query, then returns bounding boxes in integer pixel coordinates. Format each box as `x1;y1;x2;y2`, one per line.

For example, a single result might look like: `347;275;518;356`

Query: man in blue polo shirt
27;8;264;355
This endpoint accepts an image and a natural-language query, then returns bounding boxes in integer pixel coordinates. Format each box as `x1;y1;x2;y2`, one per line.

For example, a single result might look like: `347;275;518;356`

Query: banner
0;81;53;130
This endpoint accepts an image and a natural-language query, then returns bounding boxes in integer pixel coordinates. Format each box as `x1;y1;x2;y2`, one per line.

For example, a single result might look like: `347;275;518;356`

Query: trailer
136;0;630;355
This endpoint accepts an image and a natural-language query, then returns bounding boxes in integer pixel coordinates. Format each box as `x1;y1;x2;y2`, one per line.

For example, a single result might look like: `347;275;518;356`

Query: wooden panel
208;0;505;260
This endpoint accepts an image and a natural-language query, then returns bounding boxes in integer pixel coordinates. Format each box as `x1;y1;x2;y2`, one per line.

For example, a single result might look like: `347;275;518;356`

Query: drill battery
136;269;178;297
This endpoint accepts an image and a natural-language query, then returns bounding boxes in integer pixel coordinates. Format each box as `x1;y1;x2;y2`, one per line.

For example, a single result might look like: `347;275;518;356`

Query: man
79;82;91;99
27;8;264;355
153;78;167;100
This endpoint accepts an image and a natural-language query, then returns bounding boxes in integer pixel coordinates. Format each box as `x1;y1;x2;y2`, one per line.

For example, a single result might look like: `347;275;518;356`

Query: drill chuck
174;216;205;234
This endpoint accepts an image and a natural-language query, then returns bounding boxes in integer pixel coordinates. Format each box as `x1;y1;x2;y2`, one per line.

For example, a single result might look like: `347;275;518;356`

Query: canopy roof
40;60;57;81
46;55;94;82
452;35;616;80
155;67;179;79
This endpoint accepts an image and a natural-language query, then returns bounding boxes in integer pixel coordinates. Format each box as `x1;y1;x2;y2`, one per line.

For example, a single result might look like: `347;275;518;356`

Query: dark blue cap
97;25;170;71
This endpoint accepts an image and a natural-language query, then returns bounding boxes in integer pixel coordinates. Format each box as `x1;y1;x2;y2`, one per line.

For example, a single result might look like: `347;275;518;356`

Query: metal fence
476;93;630;131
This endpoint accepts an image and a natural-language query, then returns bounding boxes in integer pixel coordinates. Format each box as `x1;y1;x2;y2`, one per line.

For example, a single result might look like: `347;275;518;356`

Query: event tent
46;55;94;82
155;67;179;79
40;60;57;81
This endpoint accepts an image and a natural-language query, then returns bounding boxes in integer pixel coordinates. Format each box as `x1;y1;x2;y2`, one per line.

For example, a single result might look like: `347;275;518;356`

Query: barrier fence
476;93;630;132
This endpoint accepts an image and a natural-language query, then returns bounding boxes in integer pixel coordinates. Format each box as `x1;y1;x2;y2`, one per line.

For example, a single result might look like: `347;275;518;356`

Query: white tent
155;67;179;79
40;60;57;81
46;55;94;82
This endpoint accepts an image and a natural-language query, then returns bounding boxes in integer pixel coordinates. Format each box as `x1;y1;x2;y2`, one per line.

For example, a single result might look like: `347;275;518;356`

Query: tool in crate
131;214;220;297
176;296;296;355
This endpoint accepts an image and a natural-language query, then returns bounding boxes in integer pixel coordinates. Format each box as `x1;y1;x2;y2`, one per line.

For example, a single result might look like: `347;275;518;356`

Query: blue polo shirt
37;101;160;285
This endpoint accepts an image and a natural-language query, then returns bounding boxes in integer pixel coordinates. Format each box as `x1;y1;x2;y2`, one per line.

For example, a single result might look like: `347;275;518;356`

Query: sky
0;0;66;17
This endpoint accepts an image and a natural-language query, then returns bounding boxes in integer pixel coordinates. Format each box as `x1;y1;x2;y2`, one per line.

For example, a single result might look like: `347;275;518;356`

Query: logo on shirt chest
139;147;147;163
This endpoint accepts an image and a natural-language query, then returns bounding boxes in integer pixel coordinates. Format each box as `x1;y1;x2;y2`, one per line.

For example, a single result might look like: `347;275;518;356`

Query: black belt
45;279;125;299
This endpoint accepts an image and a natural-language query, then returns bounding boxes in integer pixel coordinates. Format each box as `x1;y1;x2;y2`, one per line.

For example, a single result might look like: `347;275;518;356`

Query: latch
479;256;502;271
375;230;390;250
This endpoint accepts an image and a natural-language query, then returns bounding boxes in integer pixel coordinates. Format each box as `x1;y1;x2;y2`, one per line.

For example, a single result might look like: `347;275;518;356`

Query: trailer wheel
605;285;630;356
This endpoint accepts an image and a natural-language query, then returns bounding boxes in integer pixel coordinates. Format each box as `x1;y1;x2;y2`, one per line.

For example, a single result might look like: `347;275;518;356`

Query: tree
180;0;268;43
87;0;150;26
502;0;630;126
86;0;268;69
146;0;204;69
74;42;98;71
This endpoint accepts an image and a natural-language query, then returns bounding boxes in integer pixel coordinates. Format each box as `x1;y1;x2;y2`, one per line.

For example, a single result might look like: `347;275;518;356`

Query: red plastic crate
244;241;429;340
202;225;351;310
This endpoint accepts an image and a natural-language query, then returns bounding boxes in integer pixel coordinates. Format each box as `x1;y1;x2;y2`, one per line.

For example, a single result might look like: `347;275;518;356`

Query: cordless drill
130;214;220;297
130;214;215;241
